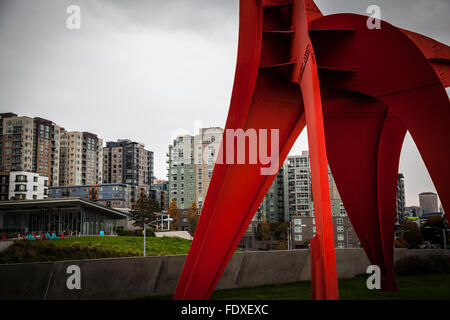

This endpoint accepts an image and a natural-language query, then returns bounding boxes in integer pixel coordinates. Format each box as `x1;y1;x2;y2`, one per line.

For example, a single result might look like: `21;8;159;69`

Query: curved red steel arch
173;0;450;300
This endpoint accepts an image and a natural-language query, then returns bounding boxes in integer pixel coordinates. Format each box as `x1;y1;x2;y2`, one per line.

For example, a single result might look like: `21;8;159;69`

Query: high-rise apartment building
0;113;62;187
285;152;312;218
168;128;223;212
103;139;153;187
59;131;103;186
194;128;223;211
257;165;289;223
32;118;62;186
0;114;34;173
395;173;406;233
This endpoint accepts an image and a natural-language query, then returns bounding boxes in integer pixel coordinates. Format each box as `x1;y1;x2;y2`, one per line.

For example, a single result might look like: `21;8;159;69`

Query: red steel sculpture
174;0;450;300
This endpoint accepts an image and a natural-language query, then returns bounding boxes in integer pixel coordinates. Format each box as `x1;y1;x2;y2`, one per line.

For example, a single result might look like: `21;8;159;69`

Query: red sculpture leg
290;0;339;300
382;85;450;225
311;13;450;290
322;91;406;291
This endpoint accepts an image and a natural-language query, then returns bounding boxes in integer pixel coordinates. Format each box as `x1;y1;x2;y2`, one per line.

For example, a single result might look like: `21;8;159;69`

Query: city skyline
1;0;448;207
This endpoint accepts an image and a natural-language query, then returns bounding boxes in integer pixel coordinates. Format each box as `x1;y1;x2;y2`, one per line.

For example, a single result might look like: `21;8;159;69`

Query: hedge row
0;240;140;264
394;254;450;276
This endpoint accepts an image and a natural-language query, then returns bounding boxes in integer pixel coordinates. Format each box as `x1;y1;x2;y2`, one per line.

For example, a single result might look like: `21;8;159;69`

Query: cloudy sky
0;0;448;207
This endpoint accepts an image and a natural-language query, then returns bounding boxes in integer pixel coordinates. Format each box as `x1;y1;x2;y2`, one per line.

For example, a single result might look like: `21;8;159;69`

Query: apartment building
151;179;169;211
194;127;223;211
168;128;223;212
168;134;196;211
7;171;48;200
0;113;35;173
48;183;131;209
285;152;312;218
290;215;359;249
33;118;63;187
103;139;153;187
0;113;62;187
257;164;289;223
395;173;406;237
0;172;10;201
59;131;103;186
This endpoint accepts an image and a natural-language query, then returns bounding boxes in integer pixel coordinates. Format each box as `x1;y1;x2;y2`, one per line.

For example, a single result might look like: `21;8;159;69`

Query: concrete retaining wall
0;248;447;300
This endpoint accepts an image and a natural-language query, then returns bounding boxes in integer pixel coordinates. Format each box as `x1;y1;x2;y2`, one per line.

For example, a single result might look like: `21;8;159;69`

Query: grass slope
51;236;192;256
210;275;450;300
0;236;192;264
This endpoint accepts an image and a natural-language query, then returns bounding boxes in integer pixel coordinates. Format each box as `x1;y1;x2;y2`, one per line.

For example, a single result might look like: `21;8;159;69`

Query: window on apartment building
294;218;302;225
337;234;345;241
337;243;345;249
295;235;302;241
337;218;344;224
294;226;302;233
337;226;344;233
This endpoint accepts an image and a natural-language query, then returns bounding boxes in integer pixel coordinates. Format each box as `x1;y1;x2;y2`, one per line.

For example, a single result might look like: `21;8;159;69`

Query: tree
270;222;289;240
187;202;199;236
168;199;179;231
129;194;160;229
423;215;448;247
400;220;423;249
256;213;272;249
276;231;288;250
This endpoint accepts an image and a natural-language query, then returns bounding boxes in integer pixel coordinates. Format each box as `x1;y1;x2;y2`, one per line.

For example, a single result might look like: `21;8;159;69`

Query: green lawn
146;275;450;300
0;236;193;264
212;275;450;300
51;236;192;256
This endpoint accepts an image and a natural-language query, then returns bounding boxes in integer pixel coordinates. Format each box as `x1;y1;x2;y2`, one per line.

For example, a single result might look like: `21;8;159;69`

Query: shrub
394;254;450;276
71;241;82;250
117;229;138;236
395;238;409;248
117;228;155;237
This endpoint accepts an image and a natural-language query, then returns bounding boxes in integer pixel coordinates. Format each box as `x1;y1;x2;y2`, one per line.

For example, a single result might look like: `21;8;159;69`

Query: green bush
117;228;155;237
394;254;450;276
0;240;140;264
71;241;81;250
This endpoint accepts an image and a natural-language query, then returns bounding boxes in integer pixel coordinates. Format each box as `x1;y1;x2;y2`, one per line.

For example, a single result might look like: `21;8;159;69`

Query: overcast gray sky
0;0;448;207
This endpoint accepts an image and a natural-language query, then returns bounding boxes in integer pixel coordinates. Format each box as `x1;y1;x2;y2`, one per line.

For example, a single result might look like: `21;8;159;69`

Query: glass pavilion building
0;198;127;235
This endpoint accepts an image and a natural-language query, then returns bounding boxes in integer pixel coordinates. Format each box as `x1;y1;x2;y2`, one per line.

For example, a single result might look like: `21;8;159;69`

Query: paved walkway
154;231;193;240
0;241;13;253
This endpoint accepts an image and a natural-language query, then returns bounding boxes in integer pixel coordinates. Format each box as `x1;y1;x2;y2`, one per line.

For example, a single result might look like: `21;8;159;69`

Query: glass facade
0;202;122;235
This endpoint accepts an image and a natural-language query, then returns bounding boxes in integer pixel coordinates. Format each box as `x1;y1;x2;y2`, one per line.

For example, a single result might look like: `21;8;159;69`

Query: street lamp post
424;226;449;251
143;216;173;257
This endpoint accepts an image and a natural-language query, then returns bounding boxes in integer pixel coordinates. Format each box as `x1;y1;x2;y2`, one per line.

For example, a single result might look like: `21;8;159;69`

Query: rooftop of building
0;198;127;219
419;192;437;196
48;183;130;189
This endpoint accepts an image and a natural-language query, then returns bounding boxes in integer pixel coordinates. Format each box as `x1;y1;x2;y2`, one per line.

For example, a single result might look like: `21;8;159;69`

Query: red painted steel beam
310;13;450;290
174;0;450;300
174;0;338;300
